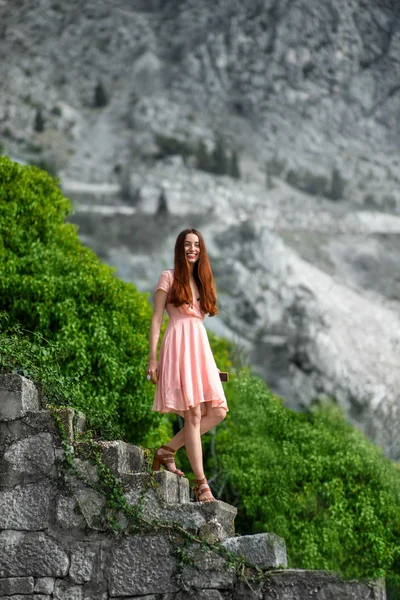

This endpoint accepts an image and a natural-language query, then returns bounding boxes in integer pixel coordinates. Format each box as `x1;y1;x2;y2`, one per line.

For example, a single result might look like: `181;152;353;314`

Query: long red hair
169;229;218;317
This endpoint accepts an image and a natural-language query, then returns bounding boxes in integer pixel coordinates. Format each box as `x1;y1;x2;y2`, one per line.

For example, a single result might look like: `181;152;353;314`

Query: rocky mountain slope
1;0;400;457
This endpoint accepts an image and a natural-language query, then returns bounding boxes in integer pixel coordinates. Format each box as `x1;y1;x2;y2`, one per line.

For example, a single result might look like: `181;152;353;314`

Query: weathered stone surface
0;576;34;595
123;490;236;541
75;440;145;476
173;591;225;600
231;581;263;599
69;542;99;584
113;596;158;600
105;535;178;596
0;375;39;420
0;596;47;600
262;569;386;600
0;530;69;577
0;481;52;530
74;458;100;484
120;470;190;504
0;411;61;453
0;432;55;486
0;596;51;600
34;577;55;594
55;494;87;530
222;533;287;569
82;591;108;600
63;474;107;530
180;545;236;590
74;411;87;435
53;579;84;600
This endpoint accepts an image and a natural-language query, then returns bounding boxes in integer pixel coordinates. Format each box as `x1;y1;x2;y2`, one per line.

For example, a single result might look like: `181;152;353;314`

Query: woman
147;228;228;502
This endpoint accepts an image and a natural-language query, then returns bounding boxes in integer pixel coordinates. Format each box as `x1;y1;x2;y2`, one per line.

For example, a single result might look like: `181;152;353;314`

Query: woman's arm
147;288;168;384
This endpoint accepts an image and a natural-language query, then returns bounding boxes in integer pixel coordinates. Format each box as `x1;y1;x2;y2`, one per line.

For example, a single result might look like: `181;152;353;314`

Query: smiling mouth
187;253;198;258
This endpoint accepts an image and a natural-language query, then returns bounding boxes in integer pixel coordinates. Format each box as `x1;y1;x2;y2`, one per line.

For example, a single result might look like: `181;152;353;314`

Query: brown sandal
193;477;215;503
152;445;184;477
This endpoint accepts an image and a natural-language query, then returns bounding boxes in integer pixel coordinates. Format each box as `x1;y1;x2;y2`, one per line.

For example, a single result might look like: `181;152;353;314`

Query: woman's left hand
146;359;159;385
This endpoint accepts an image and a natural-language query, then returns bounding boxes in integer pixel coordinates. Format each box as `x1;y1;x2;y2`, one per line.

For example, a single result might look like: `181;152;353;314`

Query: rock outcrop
0;374;386;599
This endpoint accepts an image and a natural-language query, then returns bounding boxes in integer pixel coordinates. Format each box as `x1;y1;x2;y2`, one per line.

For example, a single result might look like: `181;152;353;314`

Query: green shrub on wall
0;156;163;443
213;372;400;585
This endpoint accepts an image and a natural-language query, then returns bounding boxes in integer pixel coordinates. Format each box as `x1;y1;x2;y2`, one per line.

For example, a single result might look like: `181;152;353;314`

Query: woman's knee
211;407;227;425
184;406;202;428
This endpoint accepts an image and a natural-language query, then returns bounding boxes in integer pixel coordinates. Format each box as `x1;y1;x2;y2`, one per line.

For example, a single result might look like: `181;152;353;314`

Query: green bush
155;134;193;161
0;156;164;444
212;372;400;584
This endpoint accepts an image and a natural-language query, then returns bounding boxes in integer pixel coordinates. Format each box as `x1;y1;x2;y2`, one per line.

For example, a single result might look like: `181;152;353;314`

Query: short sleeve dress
152;269;228;417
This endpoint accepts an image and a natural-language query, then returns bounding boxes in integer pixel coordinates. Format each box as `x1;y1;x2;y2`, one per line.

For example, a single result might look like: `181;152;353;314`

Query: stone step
0;374;39;421
123;480;237;543
222;532;287;569
119;470;190;504
74;440;146;475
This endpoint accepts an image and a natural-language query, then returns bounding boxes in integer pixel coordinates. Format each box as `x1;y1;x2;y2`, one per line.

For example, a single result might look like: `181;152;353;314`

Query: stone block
232;581;263;599
0;576;34;595
74;458;99;483
221;533;287;569
74;411;87;435
55;494;87;530
0;432;55;486
75;440;145;476
0;481;52;529
82;591;108;600
0;411;61;453
69;542;99;584
123;484;236;542
174;591;225;600
34;577;55;594
73;484;107;530
120;470;190;504
0;596;41;600
262;569;386;600
0;530;69;577
0;375;39;420
180;544;236;590
53;579;83;600
105;535;178;596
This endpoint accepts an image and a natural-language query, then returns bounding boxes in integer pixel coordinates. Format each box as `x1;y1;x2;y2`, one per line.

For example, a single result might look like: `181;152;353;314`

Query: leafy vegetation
0;156;165;444
210;373;400;587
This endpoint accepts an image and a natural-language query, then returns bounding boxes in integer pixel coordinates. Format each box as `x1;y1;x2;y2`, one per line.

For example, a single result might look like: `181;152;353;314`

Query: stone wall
0;374;386;599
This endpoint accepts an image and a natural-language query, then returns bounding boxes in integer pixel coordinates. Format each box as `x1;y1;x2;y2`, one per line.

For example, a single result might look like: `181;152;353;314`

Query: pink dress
152;269;228;417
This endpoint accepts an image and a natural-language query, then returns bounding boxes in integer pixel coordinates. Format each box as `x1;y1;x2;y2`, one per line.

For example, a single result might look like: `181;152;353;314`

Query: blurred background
1;0;400;459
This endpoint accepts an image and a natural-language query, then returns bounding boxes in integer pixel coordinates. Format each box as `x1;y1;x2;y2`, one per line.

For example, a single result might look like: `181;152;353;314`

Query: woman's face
184;233;200;264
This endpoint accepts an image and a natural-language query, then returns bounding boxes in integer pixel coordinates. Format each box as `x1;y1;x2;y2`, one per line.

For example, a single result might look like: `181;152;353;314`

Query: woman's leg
165;406;226;453
182;405;204;480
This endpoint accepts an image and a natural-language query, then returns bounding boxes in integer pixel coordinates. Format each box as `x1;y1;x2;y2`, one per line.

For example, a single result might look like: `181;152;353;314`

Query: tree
156;189;168;217
34;108;45;133
196;140;211;172
94;81;108;108
229;149;241;179
211;136;228;175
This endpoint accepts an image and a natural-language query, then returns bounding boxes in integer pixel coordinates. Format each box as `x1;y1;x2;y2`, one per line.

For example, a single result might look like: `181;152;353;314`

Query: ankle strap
196;477;208;485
